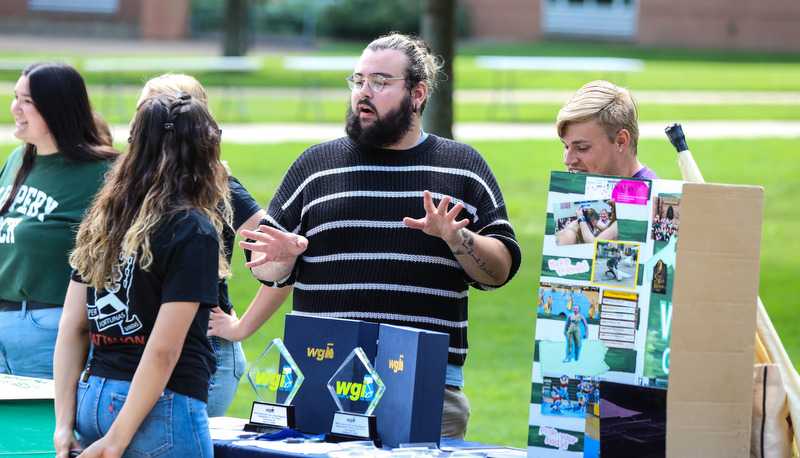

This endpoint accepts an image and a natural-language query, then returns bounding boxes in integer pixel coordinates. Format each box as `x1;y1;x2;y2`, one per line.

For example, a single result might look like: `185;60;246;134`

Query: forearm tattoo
452;228;500;282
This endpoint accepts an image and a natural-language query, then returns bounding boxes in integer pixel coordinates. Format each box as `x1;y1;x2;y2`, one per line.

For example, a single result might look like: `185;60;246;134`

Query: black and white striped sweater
260;134;521;366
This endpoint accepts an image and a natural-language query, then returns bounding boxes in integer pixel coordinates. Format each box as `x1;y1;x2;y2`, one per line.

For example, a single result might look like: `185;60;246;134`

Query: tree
223;0;248;56
420;0;456;139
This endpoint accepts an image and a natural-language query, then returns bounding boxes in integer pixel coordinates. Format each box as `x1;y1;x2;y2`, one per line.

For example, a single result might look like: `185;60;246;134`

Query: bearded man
240;33;521;439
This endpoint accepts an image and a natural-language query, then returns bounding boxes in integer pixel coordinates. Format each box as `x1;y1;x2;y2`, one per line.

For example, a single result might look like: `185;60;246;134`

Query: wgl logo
307;343;334;361
388;354;404;373
252;365;294;392
334;375;375;402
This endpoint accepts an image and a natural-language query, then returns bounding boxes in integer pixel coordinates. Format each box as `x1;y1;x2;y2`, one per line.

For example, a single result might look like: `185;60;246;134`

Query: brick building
462;0;800;52
1;0;799;52
0;0;190;41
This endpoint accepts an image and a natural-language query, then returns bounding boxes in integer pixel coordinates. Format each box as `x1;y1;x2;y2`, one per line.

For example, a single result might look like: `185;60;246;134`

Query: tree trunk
223;0;248;56
420;0;456;139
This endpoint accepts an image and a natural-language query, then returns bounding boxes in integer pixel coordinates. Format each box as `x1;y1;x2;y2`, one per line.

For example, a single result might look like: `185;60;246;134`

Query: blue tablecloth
213;437;523;458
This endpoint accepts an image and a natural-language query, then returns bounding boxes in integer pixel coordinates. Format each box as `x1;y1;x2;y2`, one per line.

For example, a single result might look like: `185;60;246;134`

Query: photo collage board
528;171;684;457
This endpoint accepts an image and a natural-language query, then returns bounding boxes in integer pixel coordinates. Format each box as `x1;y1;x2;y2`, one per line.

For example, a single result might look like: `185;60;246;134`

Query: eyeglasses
346;74;405;93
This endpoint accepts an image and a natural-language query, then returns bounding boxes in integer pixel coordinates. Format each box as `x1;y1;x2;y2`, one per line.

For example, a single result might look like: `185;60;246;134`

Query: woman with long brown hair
138;74;292;417
53;93;231;457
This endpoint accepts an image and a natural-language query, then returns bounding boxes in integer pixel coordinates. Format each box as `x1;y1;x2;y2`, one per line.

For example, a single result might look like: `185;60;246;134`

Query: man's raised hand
403;190;469;245
239;225;308;268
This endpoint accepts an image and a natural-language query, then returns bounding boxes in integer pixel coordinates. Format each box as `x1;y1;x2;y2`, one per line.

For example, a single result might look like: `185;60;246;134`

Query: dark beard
345;94;414;148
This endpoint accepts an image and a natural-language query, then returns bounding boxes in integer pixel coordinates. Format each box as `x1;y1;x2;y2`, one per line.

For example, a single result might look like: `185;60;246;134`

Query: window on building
29;0;118;14
543;0;638;38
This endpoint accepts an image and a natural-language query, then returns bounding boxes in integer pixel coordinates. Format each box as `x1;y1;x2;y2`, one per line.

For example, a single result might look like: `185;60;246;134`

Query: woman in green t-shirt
0;61;119;379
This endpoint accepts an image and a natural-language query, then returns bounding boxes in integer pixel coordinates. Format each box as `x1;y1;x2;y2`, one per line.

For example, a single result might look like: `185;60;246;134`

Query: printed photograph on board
538;282;600;323
541;374;601;418
651;196;681;242
554;199;617;245
591;241;641;289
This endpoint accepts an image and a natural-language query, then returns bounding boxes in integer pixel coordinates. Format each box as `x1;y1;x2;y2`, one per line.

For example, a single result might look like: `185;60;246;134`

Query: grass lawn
0;38;798;449
4;96;800;125
2;38;800;125
4;38;800;91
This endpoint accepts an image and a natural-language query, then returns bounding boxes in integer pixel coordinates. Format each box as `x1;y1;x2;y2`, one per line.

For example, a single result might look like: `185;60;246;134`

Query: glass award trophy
244;338;304;434
325;347;385;445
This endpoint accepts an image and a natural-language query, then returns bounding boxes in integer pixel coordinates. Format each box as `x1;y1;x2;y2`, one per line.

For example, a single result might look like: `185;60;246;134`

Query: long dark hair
71;93;232;290
0;61;118;215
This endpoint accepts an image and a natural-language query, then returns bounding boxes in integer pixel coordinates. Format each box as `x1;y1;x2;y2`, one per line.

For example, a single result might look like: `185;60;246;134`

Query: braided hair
71;93;232;291
366;33;443;114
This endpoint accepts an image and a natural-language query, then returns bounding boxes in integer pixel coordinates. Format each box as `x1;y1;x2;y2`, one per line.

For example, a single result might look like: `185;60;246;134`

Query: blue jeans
76;375;212;457
0;301;61;379
206;336;246;417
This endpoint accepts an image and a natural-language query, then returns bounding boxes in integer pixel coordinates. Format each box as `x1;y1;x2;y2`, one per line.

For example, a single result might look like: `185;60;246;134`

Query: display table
214;438;525;458
211;417;525;458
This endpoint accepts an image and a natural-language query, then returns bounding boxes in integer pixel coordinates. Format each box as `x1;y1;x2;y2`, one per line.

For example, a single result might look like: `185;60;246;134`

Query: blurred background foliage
190;0;470;45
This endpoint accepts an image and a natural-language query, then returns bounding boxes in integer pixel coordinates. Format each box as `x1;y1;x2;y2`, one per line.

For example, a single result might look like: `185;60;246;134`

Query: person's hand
73;436;123;458
207;307;239;341
576;207;586;220
54;427;83;458
239;225;308;268
403;190;469;245
605;198;616;216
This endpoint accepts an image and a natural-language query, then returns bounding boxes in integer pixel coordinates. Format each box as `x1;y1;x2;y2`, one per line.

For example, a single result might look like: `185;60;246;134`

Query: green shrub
190;0;471;45
315;0;470;41
317;0;422;40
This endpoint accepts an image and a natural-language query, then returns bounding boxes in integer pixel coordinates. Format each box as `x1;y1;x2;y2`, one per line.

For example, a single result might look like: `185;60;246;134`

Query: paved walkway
154;120;800;144
3;120;800;145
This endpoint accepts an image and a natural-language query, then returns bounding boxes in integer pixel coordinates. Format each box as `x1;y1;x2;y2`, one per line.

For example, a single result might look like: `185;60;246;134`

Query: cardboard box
373;324;449;447
279;314;379;435
666;183;763;457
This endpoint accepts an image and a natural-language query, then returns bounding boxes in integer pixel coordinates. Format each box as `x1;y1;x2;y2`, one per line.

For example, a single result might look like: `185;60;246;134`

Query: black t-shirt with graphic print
76;209;220;403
